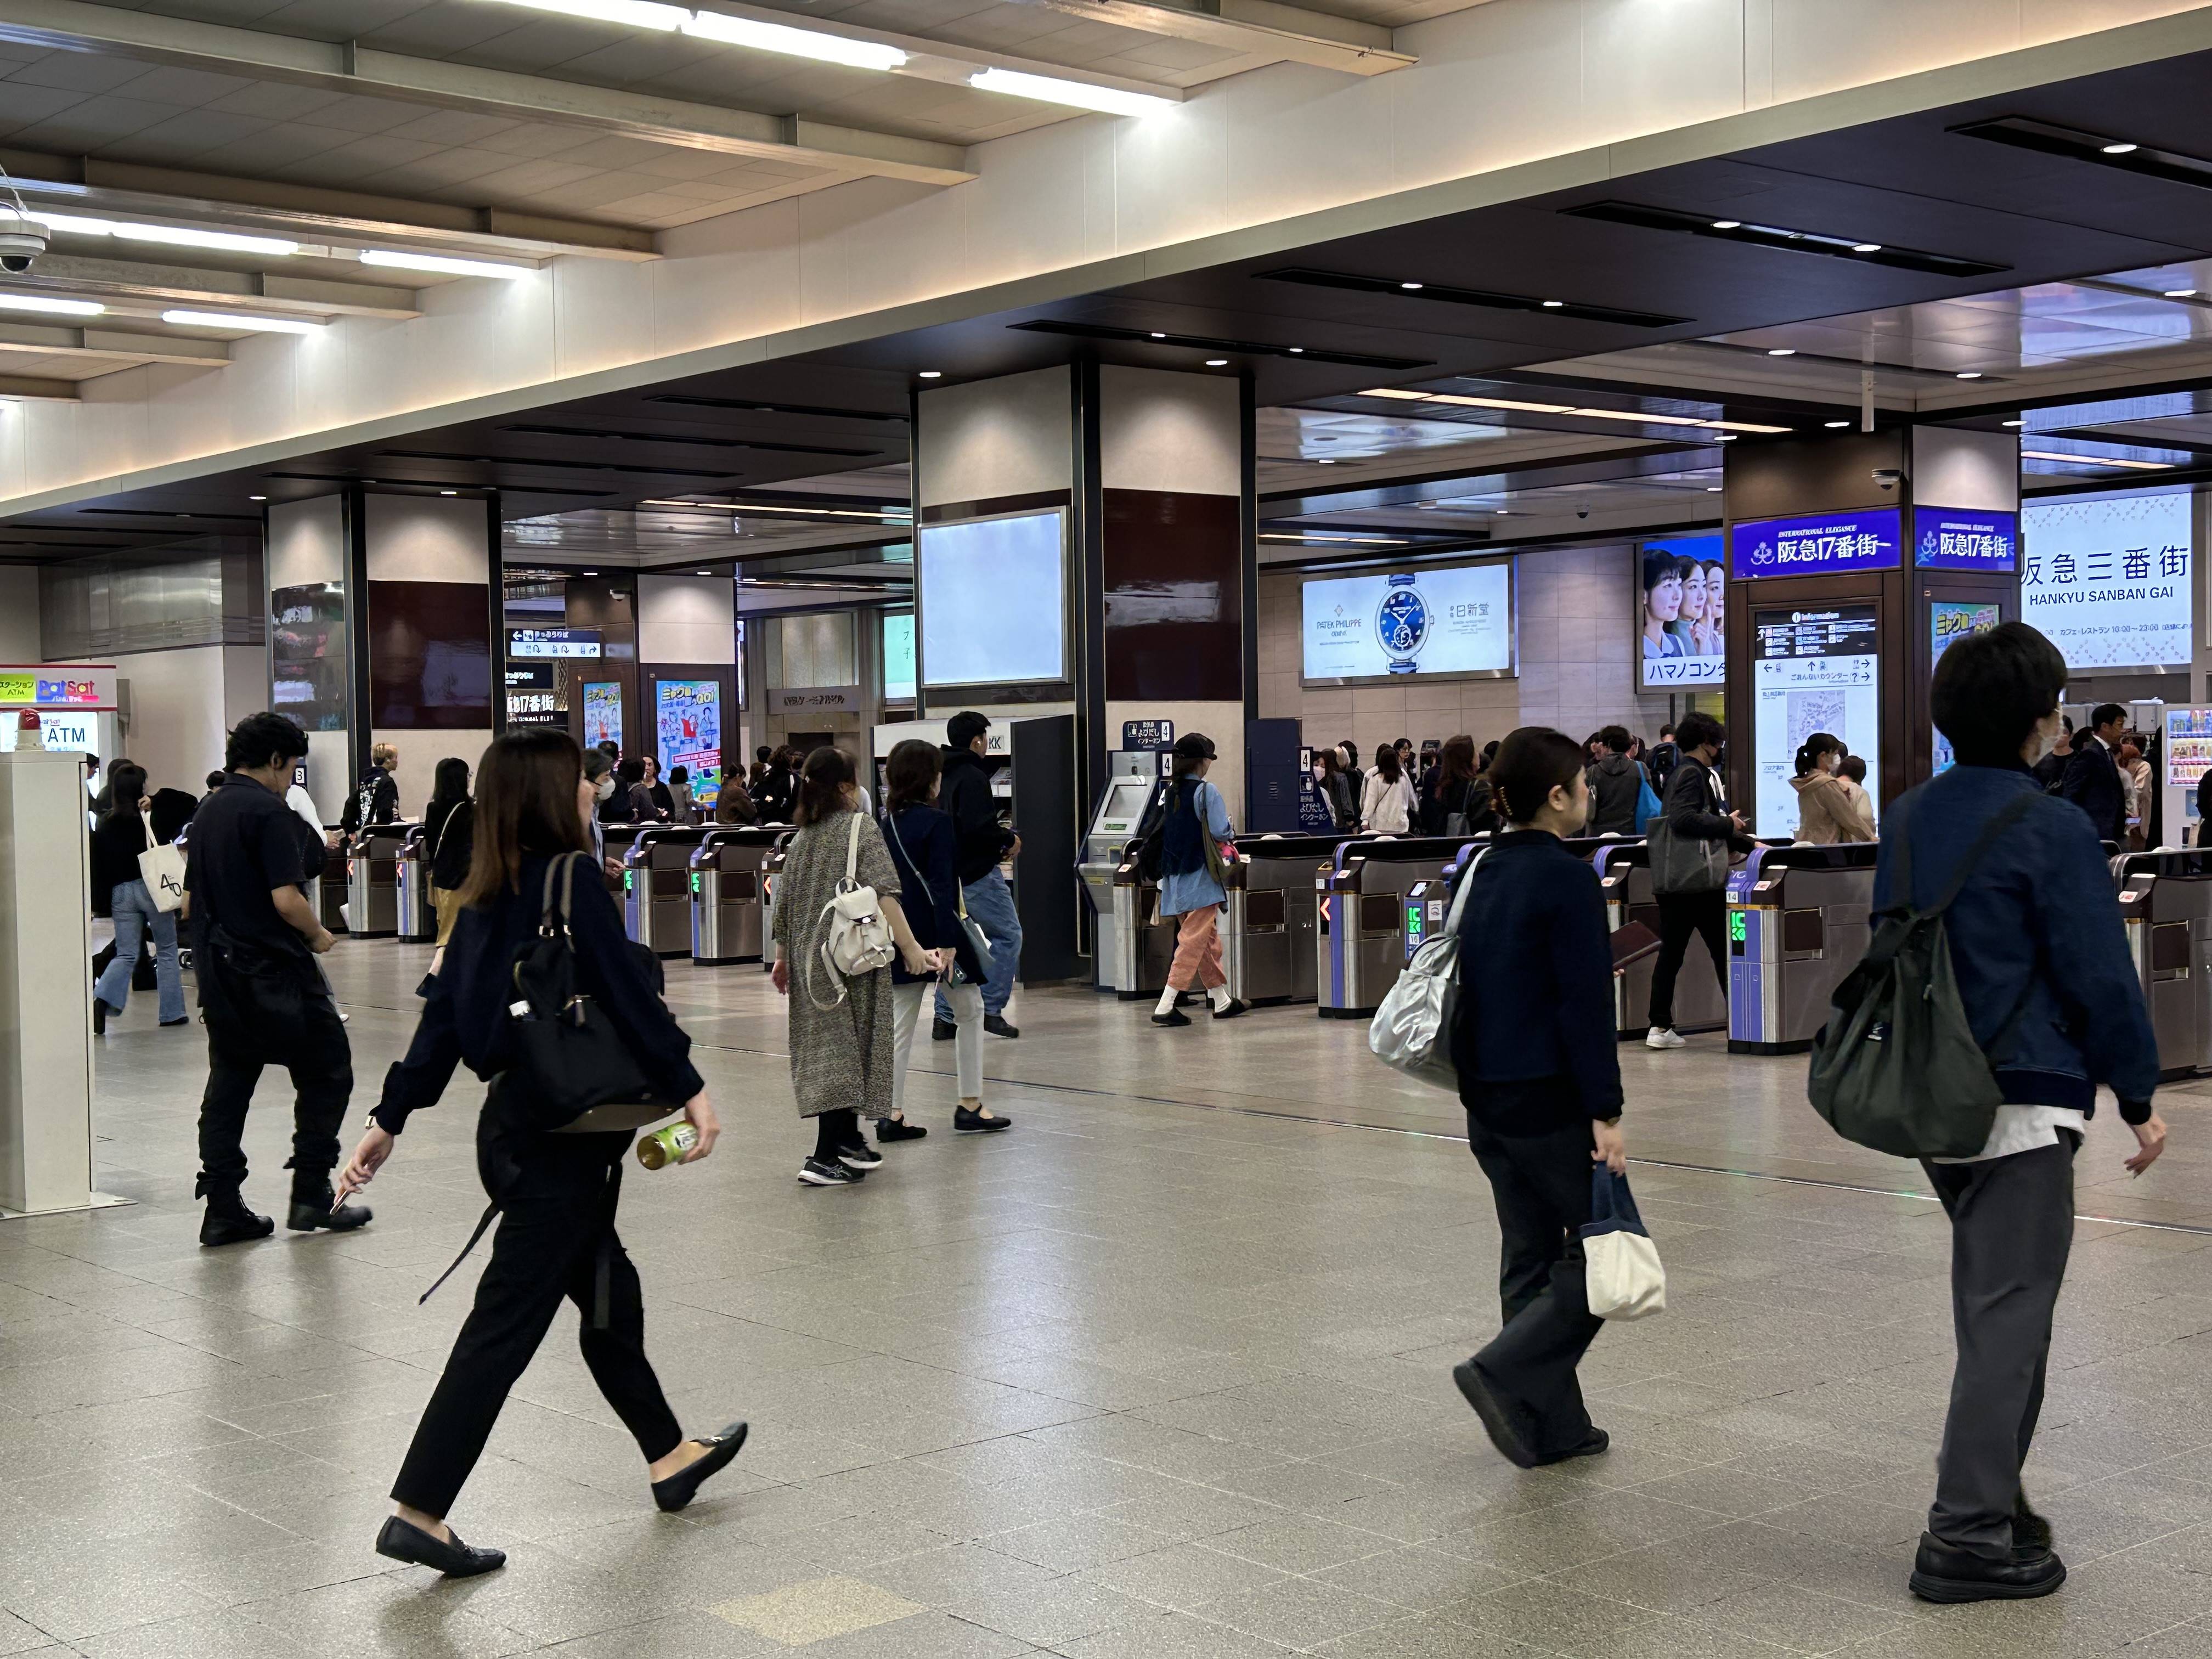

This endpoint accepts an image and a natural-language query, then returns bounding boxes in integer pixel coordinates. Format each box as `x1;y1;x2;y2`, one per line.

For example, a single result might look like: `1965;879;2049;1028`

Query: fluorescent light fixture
32;210;298;257
1824;420;1849;428
967;67;1171;117
2021;449;2173;470
2166;287;2200;297
1287;346;1304;353
1358;387;1789;433
1358;387;1432;400
1706;486;1724;492
916;370;941;378
1852;243;1883;253
1956;371;1983;379
683;8;905;67
1711;219;1741;230
698;569;713;575
488;0;686;27
1766;348;1796;357
360;249;533;279
1400;281;1424;291
439;489;459;495
1540;300;1564;308
2003;419;2025;427
0;293;103;317
1205;358;1228;366
1149;332;1165;338
1428;394;1577;414
249;494;267;501
161;309;318;333
1716;433;1739;441
2103;142;2140;154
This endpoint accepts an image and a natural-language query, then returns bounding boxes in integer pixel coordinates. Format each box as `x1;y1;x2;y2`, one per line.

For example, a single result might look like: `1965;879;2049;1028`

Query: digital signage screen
2022;490;2192;670
1752;605;1881;836
918;511;1066;687
1931;601;2003;775
656;680;722;807
1730;508;1901;581
582;681;622;749
883;611;915;702
1638;536;1725;689
1300;562;1512;684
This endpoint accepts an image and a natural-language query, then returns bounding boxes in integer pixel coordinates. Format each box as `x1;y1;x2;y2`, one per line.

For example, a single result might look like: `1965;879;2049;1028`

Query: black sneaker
984;1014;1019;1039
930;1019;955;1042
955;1105;1013;1133
1211;998;1249;1020
287;1182;372;1233
1536;1429;1609;1465
877;1117;928;1143
1151;1008;1192;1027
1910;1532;2065;1602
837;1142;884;1172
1452;1359;1537;1469
799;1158;863;1186
200;1195;275;1248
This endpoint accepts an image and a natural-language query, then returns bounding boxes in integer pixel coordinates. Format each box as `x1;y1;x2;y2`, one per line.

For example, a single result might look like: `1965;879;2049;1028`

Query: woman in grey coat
770;746;940;1186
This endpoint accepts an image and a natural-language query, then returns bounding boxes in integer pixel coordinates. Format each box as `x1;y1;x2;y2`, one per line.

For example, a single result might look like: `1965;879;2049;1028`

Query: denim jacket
1872;764;2157;1117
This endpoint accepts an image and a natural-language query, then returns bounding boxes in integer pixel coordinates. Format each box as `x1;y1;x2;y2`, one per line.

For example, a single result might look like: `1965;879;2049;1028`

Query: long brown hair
883;738;940;812
458;730;589;907
1439;733;1476;785
792;746;855;826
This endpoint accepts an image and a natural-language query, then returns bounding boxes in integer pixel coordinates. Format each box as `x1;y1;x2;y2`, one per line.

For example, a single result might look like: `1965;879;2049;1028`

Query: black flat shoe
1536;1429;1609;1465
955;1105;1012;1133
160;1017;190;1028
877;1117;928;1143
1910;1532;2065;1603
930;1019;955;1042
653;1421;749;1513
2014;1498;2053;1556
1211;997;1249;1020
1150;1009;1191;1027
1452;1359;1537;1470
375;1515;505;1578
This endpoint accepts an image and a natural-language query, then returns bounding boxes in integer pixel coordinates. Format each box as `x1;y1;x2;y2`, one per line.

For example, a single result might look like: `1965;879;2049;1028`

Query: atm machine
1077;751;1168;991
2114;849;2212;1079
1724;843;1880;1054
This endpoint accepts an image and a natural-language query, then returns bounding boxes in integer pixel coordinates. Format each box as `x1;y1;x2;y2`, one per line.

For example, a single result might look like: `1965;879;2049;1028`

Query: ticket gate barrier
345;823;416;939
1105;842;1180;1001
690;827;781;965
1725;842;1880;1055
623;826;708;958
600;825;642;893
317;866;347;935
2114;849;2212;1081
1318;835;1477;1019
1592;842;1728;1041
395;825;436;944
1222;833;1347;1006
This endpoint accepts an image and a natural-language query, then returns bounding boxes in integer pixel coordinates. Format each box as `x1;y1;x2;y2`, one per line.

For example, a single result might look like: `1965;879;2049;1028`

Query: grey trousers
1920;1136;2076;1560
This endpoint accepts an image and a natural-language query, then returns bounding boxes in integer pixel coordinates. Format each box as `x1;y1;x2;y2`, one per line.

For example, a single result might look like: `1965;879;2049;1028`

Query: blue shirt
1159;778;1231;916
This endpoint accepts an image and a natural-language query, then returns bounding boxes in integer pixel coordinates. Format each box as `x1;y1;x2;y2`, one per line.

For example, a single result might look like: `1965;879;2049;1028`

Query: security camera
0;167;43;274
1576;506;1590;520
1872;467;1904;491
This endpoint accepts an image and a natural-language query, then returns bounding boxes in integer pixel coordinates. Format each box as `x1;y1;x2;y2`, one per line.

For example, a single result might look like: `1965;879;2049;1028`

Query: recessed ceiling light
439;489;458;495
161;309;318;333
1852;243;1883;254
1205;358;1227;366
1316;458;1335;464
0;294;103;317
1400;281;1423;291
1540;300;1564;308
967;67;1172;117
1824;420;1849;427
1956;371;1983;379
2003;418;2025;427
1767;348;1796;357
249;494;267;501
1711;219;1742;230
1706;486;1724;493
583;570;599;575
2166;287;2199;298
698;569;713;576
1287;346;1304;353
1569;202;2007;278
1496;509;1510;516
2103;142;2140;155
360;250;532;279
916;370;941;378
1149;331;1165;338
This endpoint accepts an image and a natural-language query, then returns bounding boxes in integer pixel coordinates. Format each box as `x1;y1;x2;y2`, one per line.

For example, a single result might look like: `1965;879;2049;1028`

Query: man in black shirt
340;742;401;834
185;712;368;1246
2031;714;2073;792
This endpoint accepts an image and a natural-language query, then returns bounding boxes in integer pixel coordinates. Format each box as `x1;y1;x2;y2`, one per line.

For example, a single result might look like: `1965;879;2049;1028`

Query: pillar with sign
1720;428;2018;834
0;665;121;759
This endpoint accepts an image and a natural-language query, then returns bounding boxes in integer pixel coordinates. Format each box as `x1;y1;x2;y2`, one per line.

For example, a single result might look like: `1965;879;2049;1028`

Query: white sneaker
1645;1026;1685;1049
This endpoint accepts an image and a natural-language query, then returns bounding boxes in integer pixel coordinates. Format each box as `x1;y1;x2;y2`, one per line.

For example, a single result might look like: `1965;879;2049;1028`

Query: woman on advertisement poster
1640;551;1686;662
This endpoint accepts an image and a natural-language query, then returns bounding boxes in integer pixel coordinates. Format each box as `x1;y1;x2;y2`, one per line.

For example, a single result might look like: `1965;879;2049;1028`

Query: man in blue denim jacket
1881;622;2166;1605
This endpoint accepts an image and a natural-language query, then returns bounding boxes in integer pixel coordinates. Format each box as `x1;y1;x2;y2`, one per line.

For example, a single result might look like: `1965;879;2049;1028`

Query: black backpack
1807;794;2036;1159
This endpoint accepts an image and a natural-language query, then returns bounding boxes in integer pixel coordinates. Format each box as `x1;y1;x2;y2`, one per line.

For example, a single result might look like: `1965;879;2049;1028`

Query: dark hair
640;754;660;778
2060;714;2074;735
458;730;589;907
1395;737;1413;752
1931;622;2069;768
204;770;225;791
1316;746;1340;778
1479;738;1500;774
884;738;941;811
1373;744;1402;785
431;757;470;804
946;710;990;752
596;740;619;758
756;745;773;764
224;712;308;772
668;765;688;785
1839;754;1866;784
1489;727;1587;826
582;747;612;782
101;764;148;821
1660;723;1675;739
793;746;855;826
616;757;645;786
1601;725;1632;755
1793;732;1842;776
1642;549;1681;596
2092;702;2128;732
1677;710;1726;753
1440;733;1477;784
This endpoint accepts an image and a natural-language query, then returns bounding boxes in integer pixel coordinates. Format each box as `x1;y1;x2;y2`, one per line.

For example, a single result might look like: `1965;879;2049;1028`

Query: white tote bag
137;812;188;913
806;813;897;1009
1581;1167;1666;1321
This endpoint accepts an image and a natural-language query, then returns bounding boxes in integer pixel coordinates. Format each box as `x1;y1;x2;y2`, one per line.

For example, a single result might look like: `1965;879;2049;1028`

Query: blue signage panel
1915;507;2018;572
1729;508;1902;580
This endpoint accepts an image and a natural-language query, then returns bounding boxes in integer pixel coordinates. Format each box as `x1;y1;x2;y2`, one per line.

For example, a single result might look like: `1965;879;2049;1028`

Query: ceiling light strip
1259;267;1688;329
1357;388;1790;435
1561;202;2010;279
2019;449;2176;471
1007;319;1429;371
1951;117;2212;191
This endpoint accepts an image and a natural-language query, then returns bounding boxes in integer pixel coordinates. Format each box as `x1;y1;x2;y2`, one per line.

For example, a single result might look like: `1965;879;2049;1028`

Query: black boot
288;1176;371;1233
199;1187;274;1248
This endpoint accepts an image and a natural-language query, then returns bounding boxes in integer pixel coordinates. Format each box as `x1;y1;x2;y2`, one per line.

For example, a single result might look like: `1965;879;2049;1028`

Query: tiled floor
9;941;2212;1656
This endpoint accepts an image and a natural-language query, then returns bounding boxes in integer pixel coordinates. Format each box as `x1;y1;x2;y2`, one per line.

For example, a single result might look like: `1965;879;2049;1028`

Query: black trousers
1647;889;1728;1030
195;984;352;1196
1920;1137;2076;1560
1465;1116;1605;1459
392;1132;684;1518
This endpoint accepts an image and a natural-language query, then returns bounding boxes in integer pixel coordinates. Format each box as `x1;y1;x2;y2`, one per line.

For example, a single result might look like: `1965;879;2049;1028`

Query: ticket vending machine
1077;752;1167;991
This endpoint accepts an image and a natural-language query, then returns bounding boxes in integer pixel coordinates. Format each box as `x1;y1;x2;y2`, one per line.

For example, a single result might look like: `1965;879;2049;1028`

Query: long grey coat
774;809;902;1119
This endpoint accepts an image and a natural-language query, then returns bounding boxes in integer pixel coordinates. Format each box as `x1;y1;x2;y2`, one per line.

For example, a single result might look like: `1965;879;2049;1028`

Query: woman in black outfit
1447;726;1627;1470
422;757;474;949
1418;733;1496;836
335;730;738;1578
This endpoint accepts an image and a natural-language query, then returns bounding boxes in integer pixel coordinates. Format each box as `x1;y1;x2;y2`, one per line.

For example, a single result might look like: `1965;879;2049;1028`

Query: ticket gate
395;825;436;944
760;841;790;973
600;825;643;893
623;826;708;958
2114;850;2212;1080
1725;842;1880;1054
344;822;416;939
1592;842;1728;1041
1105;843;1181;1001
316;865;347;935
690;827;781;965
1318;835;1476;1019
1223;833;1348;1006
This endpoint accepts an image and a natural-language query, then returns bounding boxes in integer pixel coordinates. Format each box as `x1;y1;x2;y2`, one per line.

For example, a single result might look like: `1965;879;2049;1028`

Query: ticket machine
1725;842;1880;1054
2114;849;2212;1080
623;826;708;957
344;822;416;939
395;825;436;944
690;826;781;965
1222;832;1347;1006
1077;752;1168;992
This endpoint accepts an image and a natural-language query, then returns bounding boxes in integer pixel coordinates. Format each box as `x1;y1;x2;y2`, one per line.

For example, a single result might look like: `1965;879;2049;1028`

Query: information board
1915;509;2018;572
1930;601;2003;774
511;628;602;659
1121;719;1174;750
1730;509;1902;581
1752;605;1881;836
919;511;1066;687
1300;563;1512;682
2022;490;2192;670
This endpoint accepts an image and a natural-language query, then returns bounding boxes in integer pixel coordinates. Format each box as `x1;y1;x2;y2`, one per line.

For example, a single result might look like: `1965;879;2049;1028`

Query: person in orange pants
1150;732;1248;1027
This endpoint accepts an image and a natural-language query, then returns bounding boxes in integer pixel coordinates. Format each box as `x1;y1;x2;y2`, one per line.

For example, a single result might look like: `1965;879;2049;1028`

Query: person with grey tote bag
1643;710;1754;1051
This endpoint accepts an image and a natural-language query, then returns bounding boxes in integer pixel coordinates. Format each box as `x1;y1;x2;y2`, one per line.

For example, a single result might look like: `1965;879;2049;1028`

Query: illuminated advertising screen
1916;509;2017;572
2022;490;2192;670
1752;605;1881;836
1730;508;1901;580
511;628;602;658
1300;562;1513;684
883;611;915;702
1930;601;2003;775
656;680;721;808
1638;536;1724;689
582;681;622;749
919;511;1066;687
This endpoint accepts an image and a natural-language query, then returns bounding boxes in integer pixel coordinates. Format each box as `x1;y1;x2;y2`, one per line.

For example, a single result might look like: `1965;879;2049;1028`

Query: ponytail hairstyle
792;745;855;826
1487;727;1585;827
1793;732;1841;778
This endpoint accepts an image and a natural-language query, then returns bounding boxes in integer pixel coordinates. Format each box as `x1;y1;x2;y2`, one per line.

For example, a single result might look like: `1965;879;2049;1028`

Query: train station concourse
15;1;2212;1654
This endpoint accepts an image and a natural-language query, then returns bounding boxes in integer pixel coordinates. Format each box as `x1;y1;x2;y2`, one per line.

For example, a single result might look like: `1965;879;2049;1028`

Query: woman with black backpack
333;730;737;1579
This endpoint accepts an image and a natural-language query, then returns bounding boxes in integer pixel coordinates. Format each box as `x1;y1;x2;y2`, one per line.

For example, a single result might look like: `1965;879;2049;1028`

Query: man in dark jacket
2059;703;2129;843
1644;710;1754;1049
1884;624;2163;1605
2030;714;2072;791
340;742;400;835
933;710;1021;1039
1583;726;1644;837
1647;725;1680;797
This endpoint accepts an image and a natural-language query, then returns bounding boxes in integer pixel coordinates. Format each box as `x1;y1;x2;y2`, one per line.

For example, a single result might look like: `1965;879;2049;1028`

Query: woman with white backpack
770;746;941;1186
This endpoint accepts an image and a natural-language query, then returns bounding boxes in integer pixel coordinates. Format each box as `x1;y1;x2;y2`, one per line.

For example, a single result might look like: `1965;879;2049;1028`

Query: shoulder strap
1925;793;2038;918
845;810;864;882
1442;847;1489;934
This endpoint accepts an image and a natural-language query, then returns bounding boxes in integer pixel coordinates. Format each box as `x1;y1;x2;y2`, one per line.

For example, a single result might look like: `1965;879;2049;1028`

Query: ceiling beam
0;0;974;190
0;322;229;367
0;374;72;400
1022;0;1414;76
0;255;420;319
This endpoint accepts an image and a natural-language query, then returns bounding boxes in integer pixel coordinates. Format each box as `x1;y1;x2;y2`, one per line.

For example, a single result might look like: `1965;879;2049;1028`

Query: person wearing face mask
581;747;619;876
1788;733;1874;844
1314;746;1356;830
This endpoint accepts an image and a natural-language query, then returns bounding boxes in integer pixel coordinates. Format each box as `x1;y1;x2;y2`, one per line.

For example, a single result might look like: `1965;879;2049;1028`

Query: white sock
1155;986;1180;1015
1207;984;1232;1012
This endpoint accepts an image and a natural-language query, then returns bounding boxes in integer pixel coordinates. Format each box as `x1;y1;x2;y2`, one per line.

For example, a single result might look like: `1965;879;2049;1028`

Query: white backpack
806;813;897;1009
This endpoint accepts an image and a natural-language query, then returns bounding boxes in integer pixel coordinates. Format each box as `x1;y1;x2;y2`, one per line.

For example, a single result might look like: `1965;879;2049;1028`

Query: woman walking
423;757;475;947
334;730;738;1578
769;746;940;1185
89;764;188;1034
1150;733;1248;1028
1361;743;1414;832
1447;727;1624;1469
878;738;1010;1139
